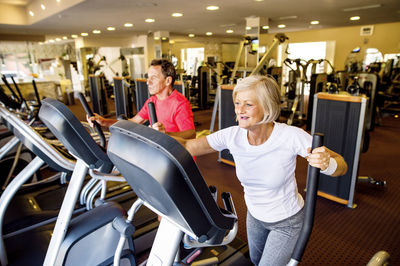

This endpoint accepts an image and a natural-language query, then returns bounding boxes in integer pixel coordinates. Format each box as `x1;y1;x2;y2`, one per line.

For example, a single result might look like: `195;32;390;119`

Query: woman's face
234;89;264;129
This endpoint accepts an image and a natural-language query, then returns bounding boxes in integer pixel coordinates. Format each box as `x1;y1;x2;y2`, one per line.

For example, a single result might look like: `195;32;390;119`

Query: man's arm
168;129;196;139
129;114;146;124
87;113;117;128
151;122;196;139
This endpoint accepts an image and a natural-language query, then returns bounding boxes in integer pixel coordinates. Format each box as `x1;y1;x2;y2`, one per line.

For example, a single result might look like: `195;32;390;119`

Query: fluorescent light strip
343;4;381;12
278;15;297;20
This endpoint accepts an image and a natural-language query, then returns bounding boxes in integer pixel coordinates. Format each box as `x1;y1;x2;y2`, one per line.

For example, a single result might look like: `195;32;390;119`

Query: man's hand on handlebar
150;121;166;134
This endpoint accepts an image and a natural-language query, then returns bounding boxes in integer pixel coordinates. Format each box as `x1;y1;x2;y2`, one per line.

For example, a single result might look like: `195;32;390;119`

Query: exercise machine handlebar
183;191;238;248
1;75;21;104
250;33;288;76
288;133;323;266
148;101;157;126
77;92;106;148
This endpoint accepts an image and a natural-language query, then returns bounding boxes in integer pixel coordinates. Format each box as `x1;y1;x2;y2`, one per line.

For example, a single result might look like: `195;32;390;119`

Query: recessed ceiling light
29;10;34;16
226;29;233;33
55;38;61;41
145;18;155;23
81;32;88;36
350;16;360;21
71;34;78;38
169;40;175;44
41;4;46;10
278;24;286;28
262;25;269;29
246;26;251;30
154;37;160;40
188;33;195;37
49;39;55;43
161;37;167;40
206;32;213;36
93;30;101;34
39;42;43;45
172;13;183;17
206;6;219;11
254;0;264;2
62;36;67;40
107;27;115;31
56;0;60;2
310;20;320;25
124;23;133;27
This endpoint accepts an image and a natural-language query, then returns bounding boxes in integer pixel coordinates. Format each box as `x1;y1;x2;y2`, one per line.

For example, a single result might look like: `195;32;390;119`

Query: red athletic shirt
138;89;195;132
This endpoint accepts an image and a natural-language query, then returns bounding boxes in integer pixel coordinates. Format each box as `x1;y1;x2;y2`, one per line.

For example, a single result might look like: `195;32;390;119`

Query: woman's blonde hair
233;75;281;124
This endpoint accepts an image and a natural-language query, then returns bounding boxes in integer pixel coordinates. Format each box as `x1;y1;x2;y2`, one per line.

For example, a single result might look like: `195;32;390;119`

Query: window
181;48;204;76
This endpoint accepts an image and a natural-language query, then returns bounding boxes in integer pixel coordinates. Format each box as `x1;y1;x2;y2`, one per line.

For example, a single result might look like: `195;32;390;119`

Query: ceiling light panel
172;13;183;17
145;18;155;23
350;16;360;21
206;6;219;11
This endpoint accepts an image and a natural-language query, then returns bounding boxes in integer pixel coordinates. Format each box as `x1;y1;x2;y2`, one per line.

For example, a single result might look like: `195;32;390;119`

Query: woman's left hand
306;146;331;170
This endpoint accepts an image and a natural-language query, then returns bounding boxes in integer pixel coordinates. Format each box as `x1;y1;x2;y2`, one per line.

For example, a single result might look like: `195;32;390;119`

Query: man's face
146;65;168;95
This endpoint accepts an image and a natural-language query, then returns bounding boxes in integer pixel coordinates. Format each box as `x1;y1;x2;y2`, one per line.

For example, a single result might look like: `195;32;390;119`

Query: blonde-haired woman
152;75;347;265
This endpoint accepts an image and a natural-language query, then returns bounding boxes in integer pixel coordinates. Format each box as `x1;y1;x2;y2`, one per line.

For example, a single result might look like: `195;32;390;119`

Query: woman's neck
247;122;274;146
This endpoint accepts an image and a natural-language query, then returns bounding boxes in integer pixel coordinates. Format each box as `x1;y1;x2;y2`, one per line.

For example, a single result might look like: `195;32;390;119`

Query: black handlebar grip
221;192;236;215
10;76;27;107
77;92;106;148
77;92;94;117
291;133;323;263
32;79;42;107
148;102;157;125
1;76;20;103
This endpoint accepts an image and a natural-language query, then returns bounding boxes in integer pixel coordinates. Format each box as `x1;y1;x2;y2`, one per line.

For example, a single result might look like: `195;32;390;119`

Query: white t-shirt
206;122;312;223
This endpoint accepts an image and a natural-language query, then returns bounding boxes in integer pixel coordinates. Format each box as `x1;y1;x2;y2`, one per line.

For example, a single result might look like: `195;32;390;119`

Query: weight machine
210;34;288;133
282;58;334;127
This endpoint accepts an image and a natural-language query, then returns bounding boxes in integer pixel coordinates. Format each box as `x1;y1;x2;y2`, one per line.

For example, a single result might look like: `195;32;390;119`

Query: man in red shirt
88;59;195;139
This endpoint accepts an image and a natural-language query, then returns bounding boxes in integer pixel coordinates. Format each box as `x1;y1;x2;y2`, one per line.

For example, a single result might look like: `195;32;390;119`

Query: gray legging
246;208;304;266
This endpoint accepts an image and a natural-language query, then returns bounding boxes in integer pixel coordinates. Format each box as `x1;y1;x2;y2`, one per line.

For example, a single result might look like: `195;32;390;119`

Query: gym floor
70;99;400;265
